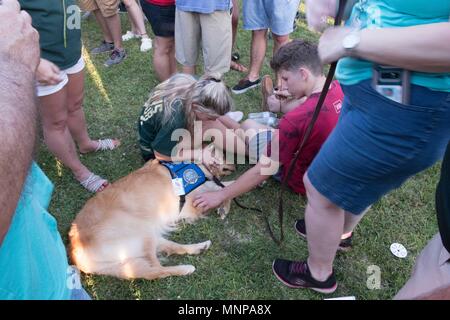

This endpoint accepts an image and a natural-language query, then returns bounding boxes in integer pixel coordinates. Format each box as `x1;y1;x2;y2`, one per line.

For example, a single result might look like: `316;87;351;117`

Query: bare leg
304;172;344;281
343;208;370;235
93;10;113;43
66;70;119;153
272;33;290;86
39;87;93;183
158;239;211;256
104;14;123;50
272;33;290;55
248;29;267;82
153;36;177;81
122;0;148;37
65;70;95;152
231;0;239;50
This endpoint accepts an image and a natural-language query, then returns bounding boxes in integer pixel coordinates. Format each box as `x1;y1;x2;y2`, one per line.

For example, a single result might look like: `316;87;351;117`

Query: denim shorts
140;1;175;37
243;0;301;35
307;80;450;215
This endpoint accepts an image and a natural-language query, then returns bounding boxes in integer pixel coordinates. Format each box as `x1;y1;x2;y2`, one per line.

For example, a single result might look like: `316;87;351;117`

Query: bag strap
271;0;349;245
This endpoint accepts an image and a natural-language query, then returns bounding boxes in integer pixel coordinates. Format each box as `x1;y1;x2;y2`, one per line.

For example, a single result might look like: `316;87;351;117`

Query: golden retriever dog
69;158;235;280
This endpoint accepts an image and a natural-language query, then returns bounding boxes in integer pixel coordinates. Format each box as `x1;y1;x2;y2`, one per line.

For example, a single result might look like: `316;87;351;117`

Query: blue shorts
242;0;300;36
307;80;450;215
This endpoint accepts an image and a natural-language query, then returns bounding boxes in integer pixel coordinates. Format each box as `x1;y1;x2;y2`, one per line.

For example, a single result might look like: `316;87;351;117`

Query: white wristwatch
342;31;361;53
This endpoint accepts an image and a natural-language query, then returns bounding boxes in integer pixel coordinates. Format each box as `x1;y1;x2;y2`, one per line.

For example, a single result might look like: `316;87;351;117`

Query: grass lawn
36;6;441;300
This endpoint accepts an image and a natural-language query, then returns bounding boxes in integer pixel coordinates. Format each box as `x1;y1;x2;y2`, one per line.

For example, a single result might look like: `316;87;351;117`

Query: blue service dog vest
160;161;207;196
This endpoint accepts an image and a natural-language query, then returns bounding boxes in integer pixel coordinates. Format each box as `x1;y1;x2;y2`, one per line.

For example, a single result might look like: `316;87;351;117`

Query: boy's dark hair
270;40;323;76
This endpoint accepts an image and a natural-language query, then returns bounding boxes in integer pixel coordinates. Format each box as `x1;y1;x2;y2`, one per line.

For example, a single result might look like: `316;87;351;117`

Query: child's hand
36;58;63;86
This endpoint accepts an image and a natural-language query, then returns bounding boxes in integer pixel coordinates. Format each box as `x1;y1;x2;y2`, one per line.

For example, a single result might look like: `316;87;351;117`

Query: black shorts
140;1;175;37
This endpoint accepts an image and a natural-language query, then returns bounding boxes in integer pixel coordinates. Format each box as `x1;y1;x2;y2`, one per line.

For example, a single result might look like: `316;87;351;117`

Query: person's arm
319;23;450;73
414;284;450;300
193;131;281;211
0;0;40;245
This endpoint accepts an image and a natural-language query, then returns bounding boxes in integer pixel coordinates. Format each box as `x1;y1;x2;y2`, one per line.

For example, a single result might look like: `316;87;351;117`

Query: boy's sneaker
140;38;153;52
91;41;114;55
272;259;337;294
122;30;140;41
104;49;127;67
232;78;261;94
294;219;353;252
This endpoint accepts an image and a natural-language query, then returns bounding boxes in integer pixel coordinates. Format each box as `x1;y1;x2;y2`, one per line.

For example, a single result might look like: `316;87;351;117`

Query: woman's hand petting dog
193;191;226;212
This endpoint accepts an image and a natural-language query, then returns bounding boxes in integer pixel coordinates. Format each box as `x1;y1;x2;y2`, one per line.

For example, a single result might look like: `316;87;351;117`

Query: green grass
36;9;441;300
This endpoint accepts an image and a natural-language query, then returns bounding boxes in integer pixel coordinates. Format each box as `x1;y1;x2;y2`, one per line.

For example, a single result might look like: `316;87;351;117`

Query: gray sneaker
104;49;127;67
91;41;114;55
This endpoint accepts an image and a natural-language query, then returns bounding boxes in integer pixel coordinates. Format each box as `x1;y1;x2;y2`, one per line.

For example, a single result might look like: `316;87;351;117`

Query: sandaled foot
79;173;109;193
230;60;248;73
79;139;120;154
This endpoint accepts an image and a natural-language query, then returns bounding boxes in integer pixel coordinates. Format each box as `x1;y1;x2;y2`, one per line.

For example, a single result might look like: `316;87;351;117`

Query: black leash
211;176;279;240
270;0;349;246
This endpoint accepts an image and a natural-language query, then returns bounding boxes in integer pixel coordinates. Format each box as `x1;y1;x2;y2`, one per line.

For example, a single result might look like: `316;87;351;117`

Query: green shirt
337;0;450;92
138;99;186;158
19;0;82;70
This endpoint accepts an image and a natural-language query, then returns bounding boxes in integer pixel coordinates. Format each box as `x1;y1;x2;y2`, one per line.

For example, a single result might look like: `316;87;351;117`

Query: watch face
343;33;360;49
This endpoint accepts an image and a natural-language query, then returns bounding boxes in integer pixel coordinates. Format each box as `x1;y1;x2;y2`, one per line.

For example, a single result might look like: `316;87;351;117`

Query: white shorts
36;58;85;97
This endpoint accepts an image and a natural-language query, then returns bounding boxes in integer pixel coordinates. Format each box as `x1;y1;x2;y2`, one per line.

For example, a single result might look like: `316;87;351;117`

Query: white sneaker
225;111;244;123
140;38;153;52
122;30;139;41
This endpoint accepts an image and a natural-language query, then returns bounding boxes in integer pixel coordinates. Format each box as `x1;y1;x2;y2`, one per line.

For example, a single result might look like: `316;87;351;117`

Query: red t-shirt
279;80;343;195
146;0;175;5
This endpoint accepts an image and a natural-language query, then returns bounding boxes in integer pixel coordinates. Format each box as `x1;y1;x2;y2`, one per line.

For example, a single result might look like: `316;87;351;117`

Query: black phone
372;65;410;104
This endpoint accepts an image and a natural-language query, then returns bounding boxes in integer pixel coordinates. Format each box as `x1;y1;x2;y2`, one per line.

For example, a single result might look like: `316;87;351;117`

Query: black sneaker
272;259;337;294
231;78;261;94
294;219;353;252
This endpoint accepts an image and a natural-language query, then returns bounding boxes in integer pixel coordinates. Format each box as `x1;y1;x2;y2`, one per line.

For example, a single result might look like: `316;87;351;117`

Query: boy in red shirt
193;40;343;209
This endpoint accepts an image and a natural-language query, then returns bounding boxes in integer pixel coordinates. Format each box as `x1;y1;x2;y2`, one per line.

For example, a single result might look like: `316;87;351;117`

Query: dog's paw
200;240;212;253
217;207;227;219
190;240;212;255
179;264;196;275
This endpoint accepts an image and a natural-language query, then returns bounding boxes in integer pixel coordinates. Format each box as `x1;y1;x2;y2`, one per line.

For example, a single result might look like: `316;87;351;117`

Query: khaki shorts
175;9;232;76
79;0;119;18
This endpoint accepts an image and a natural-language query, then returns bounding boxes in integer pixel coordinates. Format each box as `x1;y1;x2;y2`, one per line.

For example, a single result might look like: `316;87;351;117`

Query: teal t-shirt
0;163;71;300
138;98;186;158
336;0;450;92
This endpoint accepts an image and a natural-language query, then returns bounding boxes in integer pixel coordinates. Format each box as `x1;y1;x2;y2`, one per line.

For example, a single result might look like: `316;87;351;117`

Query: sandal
230;60;248;73
80;173;109;193
95;139;119;152
80;139;120;154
